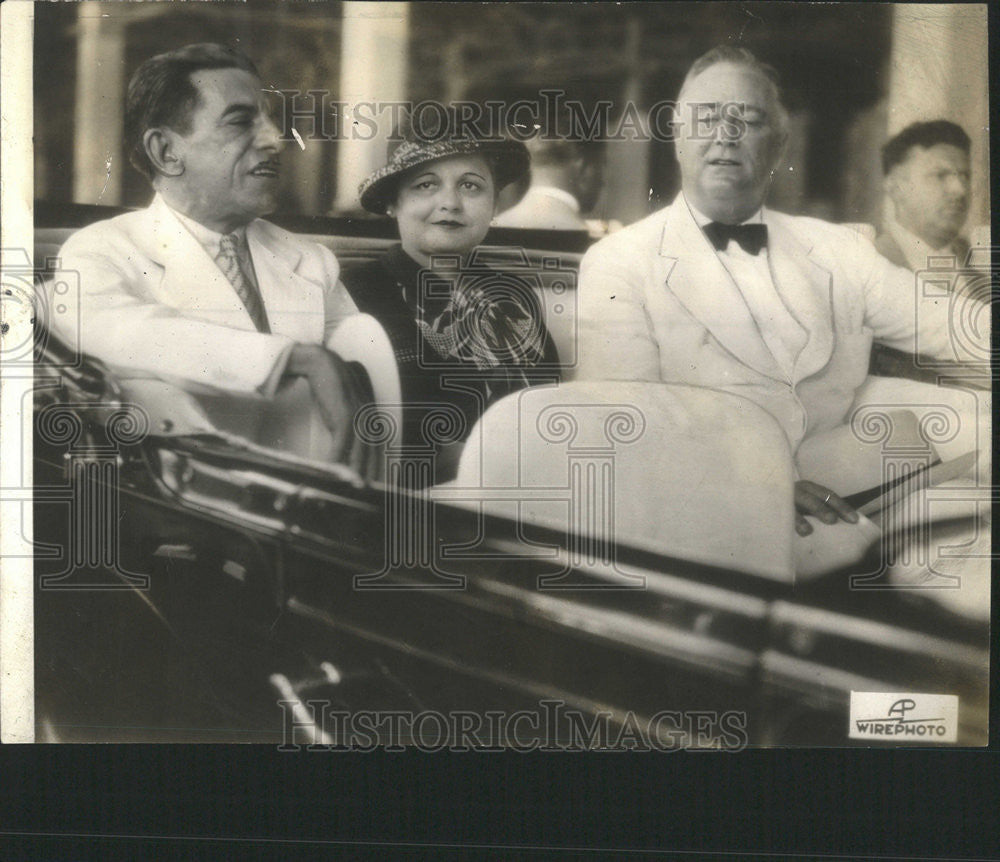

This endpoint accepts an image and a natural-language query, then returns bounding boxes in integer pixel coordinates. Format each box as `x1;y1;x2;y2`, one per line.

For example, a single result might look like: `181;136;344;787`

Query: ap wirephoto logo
849;692;959;743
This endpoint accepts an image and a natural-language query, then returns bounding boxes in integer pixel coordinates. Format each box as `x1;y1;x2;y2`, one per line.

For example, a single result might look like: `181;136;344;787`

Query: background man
493;135;605;233
51;43;366;460
573;46;985;542
871;121;977;382
877;120;972;271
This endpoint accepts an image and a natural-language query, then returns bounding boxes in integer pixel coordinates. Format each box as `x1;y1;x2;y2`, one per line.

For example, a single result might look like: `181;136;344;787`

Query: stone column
73;2;126;204
334;1;410;212
601;15;651;226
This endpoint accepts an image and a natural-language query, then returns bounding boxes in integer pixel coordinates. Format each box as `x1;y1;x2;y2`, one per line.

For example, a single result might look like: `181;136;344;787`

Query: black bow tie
703;222;768;255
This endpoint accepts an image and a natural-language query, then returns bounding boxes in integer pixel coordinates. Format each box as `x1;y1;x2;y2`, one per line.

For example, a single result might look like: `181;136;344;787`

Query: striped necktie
217;232;270;333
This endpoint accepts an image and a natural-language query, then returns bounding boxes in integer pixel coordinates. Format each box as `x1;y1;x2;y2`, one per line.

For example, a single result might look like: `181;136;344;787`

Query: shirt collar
158;193;247;256
684;193;765;228
886;211;956;270
529;186;581;214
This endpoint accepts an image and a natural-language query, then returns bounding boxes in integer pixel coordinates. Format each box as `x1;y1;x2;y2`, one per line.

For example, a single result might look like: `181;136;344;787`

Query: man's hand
286;344;370;474
794;480;860;536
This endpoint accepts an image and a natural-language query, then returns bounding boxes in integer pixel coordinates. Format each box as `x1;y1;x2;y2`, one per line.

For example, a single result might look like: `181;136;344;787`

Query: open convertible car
29;205;989;746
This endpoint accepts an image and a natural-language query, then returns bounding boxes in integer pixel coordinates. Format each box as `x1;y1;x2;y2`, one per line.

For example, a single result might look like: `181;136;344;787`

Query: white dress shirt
886;213;963;272
687;196;807;379
169;203;262;293
165;197;292;394
528;186;581;214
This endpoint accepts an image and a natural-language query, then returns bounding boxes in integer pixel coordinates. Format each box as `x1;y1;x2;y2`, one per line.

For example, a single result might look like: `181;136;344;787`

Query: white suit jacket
573;194;980;453
52;194;357;396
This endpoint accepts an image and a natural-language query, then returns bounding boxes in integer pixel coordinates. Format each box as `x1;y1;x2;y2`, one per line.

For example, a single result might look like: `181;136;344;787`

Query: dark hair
125;43;259;180
527;138;604;168
881;120;971;175
524;103;606;168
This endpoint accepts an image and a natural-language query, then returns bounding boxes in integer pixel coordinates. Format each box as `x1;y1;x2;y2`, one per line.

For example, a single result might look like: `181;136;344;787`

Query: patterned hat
359;107;530;215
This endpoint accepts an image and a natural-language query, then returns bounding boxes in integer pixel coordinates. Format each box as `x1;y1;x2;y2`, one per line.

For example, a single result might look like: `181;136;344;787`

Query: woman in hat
346;110;560;483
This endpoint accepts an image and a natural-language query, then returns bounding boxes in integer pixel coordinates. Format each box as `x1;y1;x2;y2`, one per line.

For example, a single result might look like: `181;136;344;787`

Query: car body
30;204;989;746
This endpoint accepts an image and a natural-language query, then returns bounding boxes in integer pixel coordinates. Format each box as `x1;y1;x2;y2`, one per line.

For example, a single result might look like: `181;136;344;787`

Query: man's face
168;67;283;233
886;143;970;248
674;62;787;223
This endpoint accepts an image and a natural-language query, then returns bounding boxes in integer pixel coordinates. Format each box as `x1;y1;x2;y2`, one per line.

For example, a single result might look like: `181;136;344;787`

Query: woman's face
390;154;497;265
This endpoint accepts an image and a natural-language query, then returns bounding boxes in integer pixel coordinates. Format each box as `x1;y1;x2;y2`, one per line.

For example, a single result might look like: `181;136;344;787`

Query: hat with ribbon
359;106;530;215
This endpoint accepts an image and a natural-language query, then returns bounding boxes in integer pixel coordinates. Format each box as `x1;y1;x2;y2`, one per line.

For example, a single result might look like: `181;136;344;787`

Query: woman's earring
386;206;395;217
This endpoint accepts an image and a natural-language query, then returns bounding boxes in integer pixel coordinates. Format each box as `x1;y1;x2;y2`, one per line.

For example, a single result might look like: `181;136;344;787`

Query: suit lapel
140;195;258;331
659;198;784;380
135;197;325;342
246;222;324;343
764;214;834;382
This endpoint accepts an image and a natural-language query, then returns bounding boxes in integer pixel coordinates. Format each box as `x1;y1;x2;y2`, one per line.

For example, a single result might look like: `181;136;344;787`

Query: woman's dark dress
343;244;560;476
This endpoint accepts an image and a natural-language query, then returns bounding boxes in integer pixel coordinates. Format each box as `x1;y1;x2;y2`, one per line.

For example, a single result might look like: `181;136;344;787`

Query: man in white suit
493;135;604;233
52;43;363;458
574;46;986;539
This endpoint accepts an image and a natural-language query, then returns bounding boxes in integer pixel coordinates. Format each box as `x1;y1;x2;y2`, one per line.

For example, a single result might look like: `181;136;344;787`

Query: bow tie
703;221;768;255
